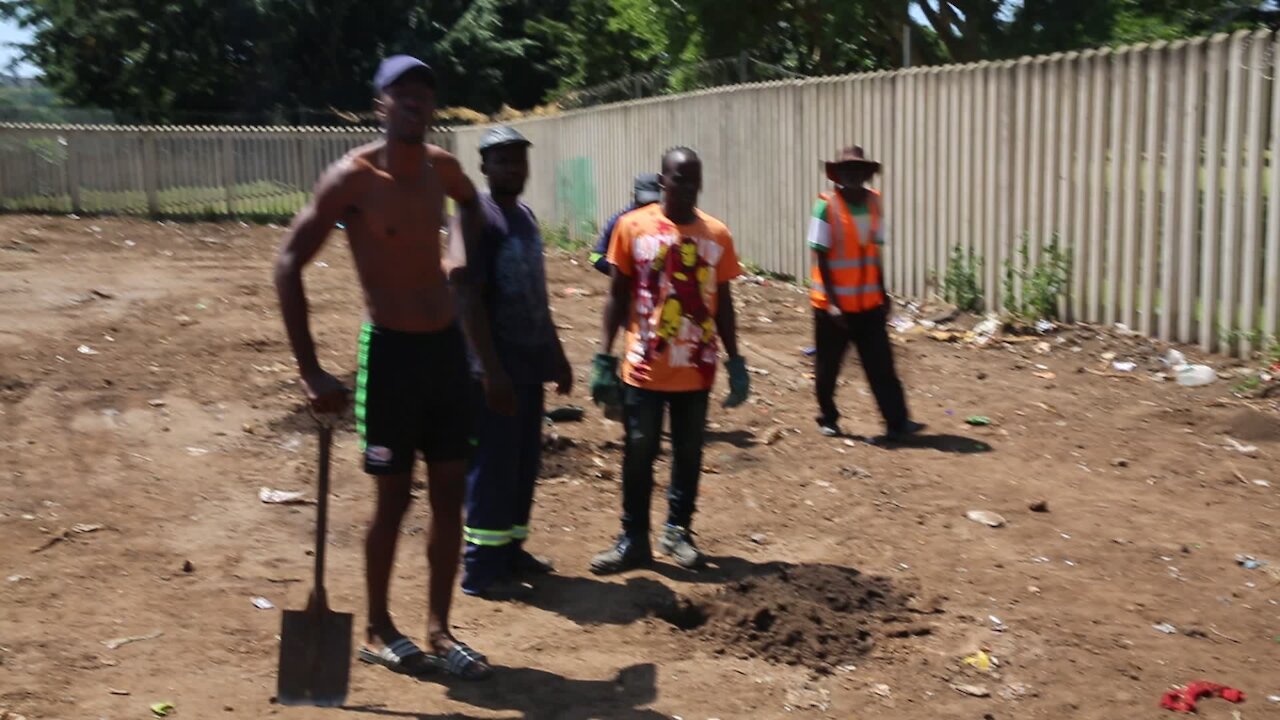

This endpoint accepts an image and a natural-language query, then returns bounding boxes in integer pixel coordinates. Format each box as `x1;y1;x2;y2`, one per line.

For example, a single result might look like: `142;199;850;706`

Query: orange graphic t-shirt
607;204;741;392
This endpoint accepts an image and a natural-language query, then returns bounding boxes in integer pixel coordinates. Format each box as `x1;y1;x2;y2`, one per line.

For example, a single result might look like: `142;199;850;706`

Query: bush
942;245;983;312
1003;234;1072;322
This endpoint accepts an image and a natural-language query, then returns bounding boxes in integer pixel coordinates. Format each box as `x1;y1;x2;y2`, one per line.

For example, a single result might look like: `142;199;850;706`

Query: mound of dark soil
655;565;929;673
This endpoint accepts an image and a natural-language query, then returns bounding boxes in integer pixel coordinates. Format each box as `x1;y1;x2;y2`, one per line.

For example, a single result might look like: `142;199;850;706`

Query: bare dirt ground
2;214;1279;720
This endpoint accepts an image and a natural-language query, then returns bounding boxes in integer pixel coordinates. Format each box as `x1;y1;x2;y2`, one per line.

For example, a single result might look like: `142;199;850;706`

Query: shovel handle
312;423;333;608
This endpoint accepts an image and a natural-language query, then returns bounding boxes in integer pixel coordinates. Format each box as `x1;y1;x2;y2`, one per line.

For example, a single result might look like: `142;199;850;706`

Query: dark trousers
462;381;545;592
620;385;709;545
814;305;910;433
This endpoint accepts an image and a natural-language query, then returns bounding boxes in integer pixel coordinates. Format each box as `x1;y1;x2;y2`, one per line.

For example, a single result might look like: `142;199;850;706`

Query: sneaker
461;577;534;601
511;549;555;576
818;421;841;437
589;536;652;575
658;526;705;569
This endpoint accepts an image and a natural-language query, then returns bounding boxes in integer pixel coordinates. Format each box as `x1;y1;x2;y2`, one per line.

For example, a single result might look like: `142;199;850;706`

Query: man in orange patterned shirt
589;146;751;574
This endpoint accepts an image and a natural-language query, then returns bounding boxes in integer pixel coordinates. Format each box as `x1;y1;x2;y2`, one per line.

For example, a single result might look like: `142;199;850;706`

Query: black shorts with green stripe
355;322;474;475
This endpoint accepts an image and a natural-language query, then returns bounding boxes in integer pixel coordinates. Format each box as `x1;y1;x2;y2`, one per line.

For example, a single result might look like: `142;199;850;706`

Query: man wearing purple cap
275;54;505;680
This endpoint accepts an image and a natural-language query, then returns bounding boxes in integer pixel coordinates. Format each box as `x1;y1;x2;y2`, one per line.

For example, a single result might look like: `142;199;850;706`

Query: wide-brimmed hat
823;146;881;181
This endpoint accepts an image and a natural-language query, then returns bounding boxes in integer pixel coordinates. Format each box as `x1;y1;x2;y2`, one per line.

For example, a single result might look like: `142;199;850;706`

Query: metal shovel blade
276;605;353;707
276;422;351;707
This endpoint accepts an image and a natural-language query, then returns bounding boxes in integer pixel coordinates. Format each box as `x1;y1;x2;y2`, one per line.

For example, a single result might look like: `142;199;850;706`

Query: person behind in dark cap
446;125;573;600
589;173;662;275
275;54;507;681
807;146;923;442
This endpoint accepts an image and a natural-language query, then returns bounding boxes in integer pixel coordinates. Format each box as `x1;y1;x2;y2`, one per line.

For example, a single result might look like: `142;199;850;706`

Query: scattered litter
1000;683;1038;701
966;510;1006;528
148;399;166;407
802;346;817;357
1254;479;1271;487
1113;361;1138;373
561;287;592;298
1111;458;1131;468
314;261;329;268
1114;322;1136;336
1235;554;1266;570
953;684;991;698
1033;371;1057;380
76;344;99;355
1223;437;1260;457
109;688;130;696
72;523;105;534
185;447;209;457
258;488;313;505
1176;364;1216;387
1268;694;1280;703
251;596;275;610
763;426;787;445
1101;352;1117;362
545;406;586;423
1160;681;1245;713
890;317;916;333
988;615;1008;632
1163;349;1188;368
966;416;992;426
1029;500;1049;513
870;683;892;698
150;702;176;718
973;315;1001;338
963;650;994;672
1034;341;1052;354
1153;622;1177;635
749;533;768;545
102;629;163;650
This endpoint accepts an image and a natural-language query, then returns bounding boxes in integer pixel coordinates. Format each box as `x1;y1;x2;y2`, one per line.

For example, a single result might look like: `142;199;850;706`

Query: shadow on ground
344;663;663;720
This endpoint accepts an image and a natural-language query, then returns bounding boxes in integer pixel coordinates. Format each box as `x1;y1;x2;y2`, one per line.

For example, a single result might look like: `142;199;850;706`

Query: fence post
66;131;81;213
222;133;236;215
300;134;316;190
142;131;159;215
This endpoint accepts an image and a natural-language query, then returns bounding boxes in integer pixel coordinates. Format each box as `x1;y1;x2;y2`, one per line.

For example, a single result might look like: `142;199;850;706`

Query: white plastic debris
966;510;1006;528
76;345;99;355
251;597;275;610
1162;349;1188;369
259;487;313;505
1112;361;1137;373
1152;622;1177;634
1176;364;1216;387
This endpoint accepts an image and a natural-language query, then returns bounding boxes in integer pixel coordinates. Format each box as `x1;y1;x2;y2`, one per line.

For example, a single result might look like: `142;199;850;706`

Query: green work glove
590;353;623;407
724;356;750;408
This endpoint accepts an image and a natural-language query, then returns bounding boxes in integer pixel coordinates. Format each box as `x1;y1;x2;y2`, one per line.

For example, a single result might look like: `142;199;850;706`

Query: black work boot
658;526;705;569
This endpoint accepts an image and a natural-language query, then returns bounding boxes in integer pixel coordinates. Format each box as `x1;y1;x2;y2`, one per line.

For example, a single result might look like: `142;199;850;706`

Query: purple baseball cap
373;55;436;93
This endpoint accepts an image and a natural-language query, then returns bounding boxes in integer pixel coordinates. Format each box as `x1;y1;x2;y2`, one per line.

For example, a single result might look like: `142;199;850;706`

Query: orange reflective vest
809;190;885;313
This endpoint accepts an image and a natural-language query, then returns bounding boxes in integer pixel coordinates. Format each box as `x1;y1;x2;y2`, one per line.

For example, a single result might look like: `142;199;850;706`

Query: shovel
276;418;352;707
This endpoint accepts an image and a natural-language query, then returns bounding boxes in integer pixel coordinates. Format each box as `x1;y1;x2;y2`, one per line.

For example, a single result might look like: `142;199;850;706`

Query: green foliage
1232;375;1263;395
942;245;983;312
1002;234;1073;322
541;222;589;253
2;0;1274;120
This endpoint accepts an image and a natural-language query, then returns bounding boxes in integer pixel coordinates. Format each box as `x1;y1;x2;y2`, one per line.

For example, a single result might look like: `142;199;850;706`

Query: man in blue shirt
454;126;573;600
589;173;662;274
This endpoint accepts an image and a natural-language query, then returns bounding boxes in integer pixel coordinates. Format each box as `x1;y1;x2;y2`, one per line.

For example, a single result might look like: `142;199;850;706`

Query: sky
0;17;35;77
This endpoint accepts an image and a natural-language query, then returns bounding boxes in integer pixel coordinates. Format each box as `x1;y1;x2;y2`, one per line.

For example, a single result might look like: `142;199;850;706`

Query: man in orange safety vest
808;146;923;443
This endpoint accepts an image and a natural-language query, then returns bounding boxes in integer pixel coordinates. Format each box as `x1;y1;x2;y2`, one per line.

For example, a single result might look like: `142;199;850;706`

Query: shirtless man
274;55;510;681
